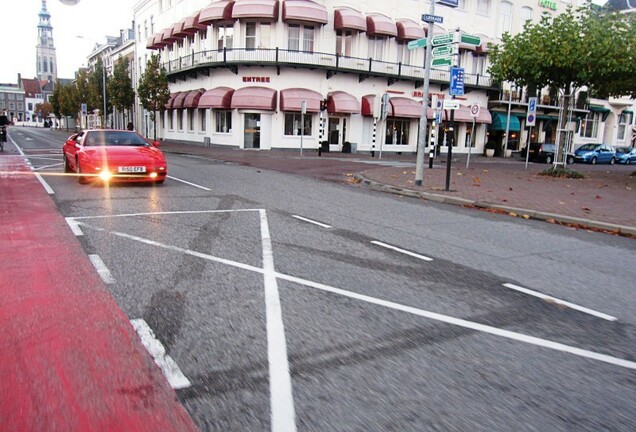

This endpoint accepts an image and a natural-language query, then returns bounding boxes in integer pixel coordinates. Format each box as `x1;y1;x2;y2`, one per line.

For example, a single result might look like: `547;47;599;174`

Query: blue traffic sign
449;67;465;96
438;0;459;7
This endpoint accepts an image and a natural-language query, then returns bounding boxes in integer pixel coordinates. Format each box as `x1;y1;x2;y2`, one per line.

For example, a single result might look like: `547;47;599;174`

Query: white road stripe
130;319;191;390
34;162;64;171
291;215;332;228
88;254;115;284
77;218;636;371
9;136;55;195
71;208;259;220
260;210;297;432
65;217;84;236
166;175;211;191
503;283;617;321
371;240;433;262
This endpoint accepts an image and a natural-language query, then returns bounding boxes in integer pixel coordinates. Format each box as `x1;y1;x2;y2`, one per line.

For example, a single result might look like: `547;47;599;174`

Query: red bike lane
0;155;198;431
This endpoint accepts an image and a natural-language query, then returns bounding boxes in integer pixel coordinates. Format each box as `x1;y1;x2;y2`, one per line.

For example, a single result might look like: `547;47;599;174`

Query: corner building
133;0;589;154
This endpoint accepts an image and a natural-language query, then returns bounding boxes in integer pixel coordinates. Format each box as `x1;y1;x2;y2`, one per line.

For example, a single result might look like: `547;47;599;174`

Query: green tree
137;54;170;140
50;85;62;120
108;56;135;128
56;83;79;131
34;102;53;123
88;58;111;127
75;68;93;112
488;5;635;161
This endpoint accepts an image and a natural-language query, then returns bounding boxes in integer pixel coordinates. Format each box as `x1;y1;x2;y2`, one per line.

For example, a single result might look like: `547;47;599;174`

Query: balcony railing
164;47;493;88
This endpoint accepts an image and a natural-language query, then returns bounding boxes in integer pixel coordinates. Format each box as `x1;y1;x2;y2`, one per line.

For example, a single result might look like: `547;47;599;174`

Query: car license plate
118;166;146;173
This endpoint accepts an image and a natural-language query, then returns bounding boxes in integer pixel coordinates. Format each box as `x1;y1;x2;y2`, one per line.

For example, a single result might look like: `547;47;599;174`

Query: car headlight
98;170;112;181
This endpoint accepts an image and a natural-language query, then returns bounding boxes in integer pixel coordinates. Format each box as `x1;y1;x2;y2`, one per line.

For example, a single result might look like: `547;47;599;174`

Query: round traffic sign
470;104;480;117
527;114;535;124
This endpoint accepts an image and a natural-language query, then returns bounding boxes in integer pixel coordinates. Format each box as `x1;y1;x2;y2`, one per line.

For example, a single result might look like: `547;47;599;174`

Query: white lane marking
291;215;332;228
130;319;192;390
34;162;64;171
70;208;259;220
371;240;433;262
78;221;636;371
166;175;211;191
65;217;84;236
88;254;115;284
503;283;617;322
9;135;55;195
260;210;297;432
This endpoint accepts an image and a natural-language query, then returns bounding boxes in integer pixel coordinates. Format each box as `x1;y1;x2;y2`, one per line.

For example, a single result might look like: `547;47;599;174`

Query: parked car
521;142;574;164
573;144;616;165
62;129;167;184
615;146;636;165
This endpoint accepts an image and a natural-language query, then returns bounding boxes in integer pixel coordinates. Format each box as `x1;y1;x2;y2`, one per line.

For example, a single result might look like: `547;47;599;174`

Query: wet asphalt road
9;127;636;431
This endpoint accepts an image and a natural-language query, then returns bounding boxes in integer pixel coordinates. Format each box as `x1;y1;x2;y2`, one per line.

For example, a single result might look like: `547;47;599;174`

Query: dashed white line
9;136;55;195
291;215;331;228
88;254;115;284
167;175;211;191
371;240;433;262
65;217;84;236
503;283;617;321
130;319;191;390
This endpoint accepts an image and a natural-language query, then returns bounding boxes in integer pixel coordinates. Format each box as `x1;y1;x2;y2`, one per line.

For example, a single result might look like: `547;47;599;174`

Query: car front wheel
545;155;553;164
609;157;615;165
591;157;597;165
627;159;631;165
566;155;574;165
77;160;88;184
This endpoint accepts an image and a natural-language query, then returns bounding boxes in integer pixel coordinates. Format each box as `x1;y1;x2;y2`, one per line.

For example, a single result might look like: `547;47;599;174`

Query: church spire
36;0;57;82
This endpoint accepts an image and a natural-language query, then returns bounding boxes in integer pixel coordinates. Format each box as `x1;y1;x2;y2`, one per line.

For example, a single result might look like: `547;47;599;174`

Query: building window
288;24;314;52
218;25;233;50
9;102;15;111
177;109;183;130
144;20;148;38
200;109;206;132
336;30;353;56
498;1;513;37
246;22;271;50
582;112;600;139
168;111;173;129
368;36;387;61
520;7;533;27
397;42;412;65
150;16;154;34
385;119;410;145
28;103;33;111
188;109;195;131
284;113;312;135
477;0;490;15
216;110;232;133
7;93;15;100
18;102;24;111
617;112;631;141
471;53;487;75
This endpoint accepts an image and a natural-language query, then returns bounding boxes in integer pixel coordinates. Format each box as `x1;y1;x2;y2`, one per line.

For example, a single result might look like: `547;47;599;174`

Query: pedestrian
126;122;134;131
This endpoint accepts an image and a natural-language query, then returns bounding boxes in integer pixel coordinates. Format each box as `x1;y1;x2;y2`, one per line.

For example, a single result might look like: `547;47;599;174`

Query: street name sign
422;14;443;24
449;67;465;96
460;33;481;46
432;33;453;47
407;38;427;50
431;56;452;67
432;45;453;57
443;99;460;110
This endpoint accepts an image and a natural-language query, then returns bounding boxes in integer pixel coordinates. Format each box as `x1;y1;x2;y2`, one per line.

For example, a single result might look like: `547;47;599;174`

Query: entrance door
244;113;261;148
328;117;347;152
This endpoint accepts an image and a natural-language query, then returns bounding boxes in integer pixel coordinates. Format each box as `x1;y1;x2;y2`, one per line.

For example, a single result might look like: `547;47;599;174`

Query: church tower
36;0;57;82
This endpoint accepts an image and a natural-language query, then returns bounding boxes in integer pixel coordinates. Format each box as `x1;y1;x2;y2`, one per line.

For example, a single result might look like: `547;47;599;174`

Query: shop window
385;119;410;145
284;113;312;135
617;112;631;141
168;111;173;129
188;109;194;131
200;109;206;132
216;110;232;133
177;109;183;130
288;24;315;52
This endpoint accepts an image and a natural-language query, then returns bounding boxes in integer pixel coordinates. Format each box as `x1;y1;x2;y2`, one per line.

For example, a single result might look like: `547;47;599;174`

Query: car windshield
615;147;630;154
578;144;598;151
84;131;149;147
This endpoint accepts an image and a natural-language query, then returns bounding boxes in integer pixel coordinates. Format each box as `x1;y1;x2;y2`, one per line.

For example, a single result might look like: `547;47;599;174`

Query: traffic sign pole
444;28;461;192
415;0;436;186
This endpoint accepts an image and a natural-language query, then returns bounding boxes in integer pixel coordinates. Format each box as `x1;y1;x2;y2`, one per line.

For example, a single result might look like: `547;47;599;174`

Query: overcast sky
0;0;133;83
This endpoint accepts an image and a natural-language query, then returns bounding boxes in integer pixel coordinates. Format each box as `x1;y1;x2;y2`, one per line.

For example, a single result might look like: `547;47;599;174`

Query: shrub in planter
342;141;351;153
484;140;496;156
320;140;329;153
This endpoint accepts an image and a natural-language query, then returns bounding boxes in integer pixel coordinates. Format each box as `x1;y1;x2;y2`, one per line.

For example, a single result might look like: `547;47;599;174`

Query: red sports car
63;129;167;184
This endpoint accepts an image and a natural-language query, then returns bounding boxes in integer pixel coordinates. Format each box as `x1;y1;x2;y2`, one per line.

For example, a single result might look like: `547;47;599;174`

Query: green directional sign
432;33;453;47
431;56;452;67
407;37;427;50
460;33;481;46
432;45;452;58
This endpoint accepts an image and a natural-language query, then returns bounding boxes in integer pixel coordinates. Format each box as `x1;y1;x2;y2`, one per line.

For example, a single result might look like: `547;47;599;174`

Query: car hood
84;146;166;165
574;148;595;155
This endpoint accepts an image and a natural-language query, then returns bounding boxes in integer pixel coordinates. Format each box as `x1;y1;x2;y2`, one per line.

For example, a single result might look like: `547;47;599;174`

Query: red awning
282;0;328;25
361;95;375;116
327;91;360;114
198;87;235;109
334;8;366;32
183;89;206;108
199;0;235;24
161;27;178;44
389;97;421;118
366;14;397;37
232;0;279;21
183;12;208;33
172;19;190;39
146;36;157;50
477;107;492;124
166;92;179;109
231;87;277;110
279;88;322;112
396;19;425;41
173;92;189;109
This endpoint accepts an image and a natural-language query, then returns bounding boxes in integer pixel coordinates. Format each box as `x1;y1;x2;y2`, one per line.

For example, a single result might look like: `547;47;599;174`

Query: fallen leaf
502;199;508;202
595;195;602;199
482;169;489;173
508;211;517;217
522;214;530;219
547;218;556;224
457;172;464;176
407;180;413;183
559;201;566;205
627;187;632;190
390;175;399;178
508;187;513;191
581;207;592;212
403;171;408;174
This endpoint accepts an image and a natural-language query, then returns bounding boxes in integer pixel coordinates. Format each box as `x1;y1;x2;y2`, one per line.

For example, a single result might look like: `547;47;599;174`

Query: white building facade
130;0;634;154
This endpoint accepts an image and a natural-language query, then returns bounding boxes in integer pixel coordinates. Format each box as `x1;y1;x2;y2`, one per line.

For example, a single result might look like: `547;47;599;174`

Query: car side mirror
152;140;161;147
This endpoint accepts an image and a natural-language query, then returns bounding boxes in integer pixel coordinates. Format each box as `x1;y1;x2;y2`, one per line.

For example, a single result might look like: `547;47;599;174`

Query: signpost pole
525;126;532;170
445;28;461;192
415;1;436;186
300;100;306;156
467;117;475;169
